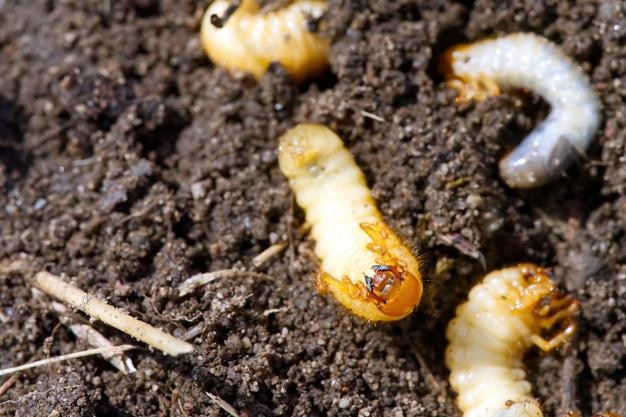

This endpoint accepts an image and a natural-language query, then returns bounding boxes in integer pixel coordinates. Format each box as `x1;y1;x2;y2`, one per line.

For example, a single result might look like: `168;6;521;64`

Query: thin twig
181;323;205;342
252;242;287;268
262;306;291;316
34;271;193;357
0;345;136;377
207;392;240;417
360;110;387;123
177;269;274;297
401;325;444;395
50;302;136;374
0;259;29;275
0;375;18;396
37;121;73;145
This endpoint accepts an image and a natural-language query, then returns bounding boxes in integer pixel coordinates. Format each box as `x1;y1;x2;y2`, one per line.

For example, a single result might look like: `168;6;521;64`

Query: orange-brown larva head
320;267;422;322
363;264;422;318
436;43;472;80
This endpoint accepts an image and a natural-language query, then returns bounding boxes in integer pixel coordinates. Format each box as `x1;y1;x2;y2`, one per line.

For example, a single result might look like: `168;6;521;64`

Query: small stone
338;397;351;409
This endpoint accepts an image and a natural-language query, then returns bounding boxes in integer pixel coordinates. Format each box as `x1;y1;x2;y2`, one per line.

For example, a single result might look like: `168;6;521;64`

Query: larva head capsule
319;260;422;322
355;221;423;320
363;264;422;318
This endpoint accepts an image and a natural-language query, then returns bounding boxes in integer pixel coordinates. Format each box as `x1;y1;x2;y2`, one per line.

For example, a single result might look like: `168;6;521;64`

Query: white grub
445;264;579;417
278;124;423;321
446;33;601;188
201;0;329;82
34;271;193;357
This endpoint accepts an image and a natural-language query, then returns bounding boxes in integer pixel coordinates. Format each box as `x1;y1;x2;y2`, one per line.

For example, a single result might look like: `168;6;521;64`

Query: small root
50;302;136;374
252;242;287;268
0;345;136;377
0;375;18;397
177;269;274;297
34;271;193;357
262;305;291;316
207;392;240;417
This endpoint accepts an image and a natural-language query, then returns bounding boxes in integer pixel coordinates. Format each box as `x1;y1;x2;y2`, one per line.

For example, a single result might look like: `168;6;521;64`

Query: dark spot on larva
365;264;403;302
305;11;323;33
372;264;391;272
210;14;224;28
211;0;242;28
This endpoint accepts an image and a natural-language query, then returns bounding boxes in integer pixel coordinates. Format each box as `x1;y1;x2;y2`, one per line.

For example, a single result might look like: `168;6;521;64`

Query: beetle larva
446;264;580;417
278;124;423;321
442;33;601;189
201;0;330;82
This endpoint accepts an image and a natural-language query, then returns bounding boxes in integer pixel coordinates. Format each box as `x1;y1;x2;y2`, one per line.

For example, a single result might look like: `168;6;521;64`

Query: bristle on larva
443;33;601;189
200;0;329;82
446;264;579;417
278;124;423;321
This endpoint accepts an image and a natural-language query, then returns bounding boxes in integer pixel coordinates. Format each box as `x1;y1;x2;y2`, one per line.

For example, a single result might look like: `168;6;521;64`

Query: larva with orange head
278;124;423;321
446;264;583;417
200;0;330;82
441;33;601;189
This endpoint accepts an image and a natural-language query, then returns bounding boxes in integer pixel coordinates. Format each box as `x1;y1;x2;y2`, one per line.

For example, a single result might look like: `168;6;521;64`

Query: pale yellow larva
200;0;329;82
278;124;423;321
446;264;579;417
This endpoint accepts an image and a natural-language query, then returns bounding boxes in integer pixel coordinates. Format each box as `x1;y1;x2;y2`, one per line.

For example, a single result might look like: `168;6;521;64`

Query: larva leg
529;322;576;352
278;124;423;321
440;33;601;188
448;76;501;102
200;0;330;82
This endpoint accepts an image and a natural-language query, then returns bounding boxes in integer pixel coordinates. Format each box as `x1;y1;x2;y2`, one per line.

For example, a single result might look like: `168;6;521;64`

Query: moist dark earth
1;0;625;416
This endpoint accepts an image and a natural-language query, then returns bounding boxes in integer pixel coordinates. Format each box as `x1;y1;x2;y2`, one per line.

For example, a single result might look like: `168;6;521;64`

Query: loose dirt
1;0;625;416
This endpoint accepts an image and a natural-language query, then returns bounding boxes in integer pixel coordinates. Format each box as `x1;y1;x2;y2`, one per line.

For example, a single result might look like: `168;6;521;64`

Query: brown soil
1;0;625;416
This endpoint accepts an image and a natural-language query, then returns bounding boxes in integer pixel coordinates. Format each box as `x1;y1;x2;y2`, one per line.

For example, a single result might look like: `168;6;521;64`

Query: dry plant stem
252;242;287;268
0;345;136;377
207;392;240;417
0;375;18;396
50;302;136;374
177;269;274;297
34;271;193;357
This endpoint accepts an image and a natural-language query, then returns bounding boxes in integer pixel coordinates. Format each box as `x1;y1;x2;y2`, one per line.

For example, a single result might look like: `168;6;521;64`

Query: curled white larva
201;0;329;82
446;264;579;417
443;33;601;188
278;124;423;321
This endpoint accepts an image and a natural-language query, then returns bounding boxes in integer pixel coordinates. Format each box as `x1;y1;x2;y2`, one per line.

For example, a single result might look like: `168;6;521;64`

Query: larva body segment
443;33;601;189
446;264;579;417
278;124;423;321
201;0;330;82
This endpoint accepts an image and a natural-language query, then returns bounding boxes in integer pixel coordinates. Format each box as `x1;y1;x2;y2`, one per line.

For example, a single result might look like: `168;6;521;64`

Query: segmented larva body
278;124;423;321
446;264;579;417
201;0;329;82
443;33;601;189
